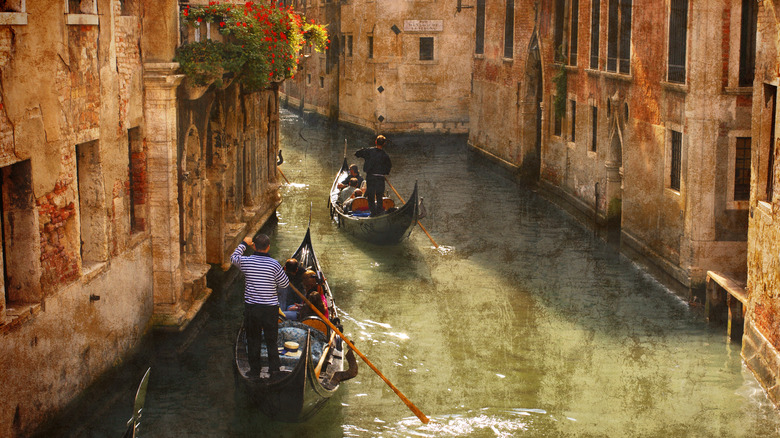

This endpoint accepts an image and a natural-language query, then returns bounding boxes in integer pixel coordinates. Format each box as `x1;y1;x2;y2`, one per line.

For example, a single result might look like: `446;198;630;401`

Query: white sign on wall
403;20;443;32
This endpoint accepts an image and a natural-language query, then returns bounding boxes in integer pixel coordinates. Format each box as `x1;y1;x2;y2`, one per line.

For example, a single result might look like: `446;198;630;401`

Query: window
570;100;577;142
76;140;108;264
66;0;98;25
119;0;137;16
591;105;598;151
420;37;434;61
319;76;324;88
569;0;579;65
554;101;563;137
667;0;688;83
739;0;757;87
764;84;777;201
607;0;632;74
347;34;353;57
368;35;373;59
128;128;145;233
504;0;514;59
475;0;485;54
590;0;600;68
0;0;24;12
307;73;311;85
554;0;566;62
1;160;41;314
670;130;682;192
734;137;751;201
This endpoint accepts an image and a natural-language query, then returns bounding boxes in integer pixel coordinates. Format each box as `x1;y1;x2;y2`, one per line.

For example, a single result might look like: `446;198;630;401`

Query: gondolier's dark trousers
365;175;386;216
245;303;281;373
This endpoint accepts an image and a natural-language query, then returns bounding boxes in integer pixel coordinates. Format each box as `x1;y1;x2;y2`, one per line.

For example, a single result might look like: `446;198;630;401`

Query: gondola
329;157;419;245
234;228;357;422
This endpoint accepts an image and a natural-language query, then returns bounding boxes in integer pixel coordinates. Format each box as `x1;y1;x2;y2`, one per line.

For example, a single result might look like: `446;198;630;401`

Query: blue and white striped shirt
230;243;290;305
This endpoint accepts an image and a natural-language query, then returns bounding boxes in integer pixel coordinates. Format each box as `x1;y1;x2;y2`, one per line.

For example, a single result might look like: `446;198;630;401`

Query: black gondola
234;228;356;422
329;158;419;245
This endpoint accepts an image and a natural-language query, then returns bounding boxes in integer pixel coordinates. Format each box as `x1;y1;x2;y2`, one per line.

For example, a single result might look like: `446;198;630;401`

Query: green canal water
38;109;780;437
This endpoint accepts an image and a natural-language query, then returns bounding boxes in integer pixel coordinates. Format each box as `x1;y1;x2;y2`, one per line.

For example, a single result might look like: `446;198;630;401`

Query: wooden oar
288;284;429;424
384;177;439;249
314;330;336;379
277;167;291;184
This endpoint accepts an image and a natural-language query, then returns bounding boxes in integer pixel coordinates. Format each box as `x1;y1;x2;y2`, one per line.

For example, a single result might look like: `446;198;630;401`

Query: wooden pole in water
384;177;439;249
287;284;430;424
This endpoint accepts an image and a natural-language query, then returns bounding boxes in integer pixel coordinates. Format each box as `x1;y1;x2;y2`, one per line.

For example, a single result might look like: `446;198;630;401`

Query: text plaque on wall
403;20;443;32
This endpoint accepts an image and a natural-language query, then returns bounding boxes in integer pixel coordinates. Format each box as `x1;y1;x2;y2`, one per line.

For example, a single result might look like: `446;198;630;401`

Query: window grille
591;106;598;151
504;0;514;58
554;101;563;137
368;36;373;59
347;35;353;57
476;0;485;54
667;0;688;83
570;0;579;66
420;37;434;60
734;137;751;201
766;84;777;200
590;0;599;68
554;0;566;62
607;0;631;73
739;0;757;87
670;130;682;192
570;100;577;142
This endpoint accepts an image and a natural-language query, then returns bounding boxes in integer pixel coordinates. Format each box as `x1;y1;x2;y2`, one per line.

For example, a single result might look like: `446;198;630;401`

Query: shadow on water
36;108;780;438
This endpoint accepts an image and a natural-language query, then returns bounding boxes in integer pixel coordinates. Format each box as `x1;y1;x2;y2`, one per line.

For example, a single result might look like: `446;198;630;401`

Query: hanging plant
176;1;329;91
552;66;567;119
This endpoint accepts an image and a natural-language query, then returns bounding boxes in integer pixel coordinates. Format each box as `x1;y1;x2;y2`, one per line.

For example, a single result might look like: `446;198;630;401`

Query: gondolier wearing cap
355;135;392;217
231;234;290;378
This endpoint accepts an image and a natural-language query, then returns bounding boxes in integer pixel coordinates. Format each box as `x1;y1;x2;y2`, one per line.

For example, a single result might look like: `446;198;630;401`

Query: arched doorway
605;92;625;243
520;32;543;182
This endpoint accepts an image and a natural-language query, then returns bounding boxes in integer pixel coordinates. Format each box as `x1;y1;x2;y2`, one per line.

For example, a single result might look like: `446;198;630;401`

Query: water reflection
37;109;780;437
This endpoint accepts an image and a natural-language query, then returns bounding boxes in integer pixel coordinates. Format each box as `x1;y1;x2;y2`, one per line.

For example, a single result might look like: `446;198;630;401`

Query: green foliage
175;1;329;92
552;67;567;119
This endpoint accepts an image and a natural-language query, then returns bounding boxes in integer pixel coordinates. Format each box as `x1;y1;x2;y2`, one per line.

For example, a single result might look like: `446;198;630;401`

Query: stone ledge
0;12;27;25
0;303;42;334
151;286;212;332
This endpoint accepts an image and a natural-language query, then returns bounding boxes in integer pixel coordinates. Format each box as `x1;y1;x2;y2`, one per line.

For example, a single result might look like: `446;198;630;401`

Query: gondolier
355;135;392;217
231;234;290;378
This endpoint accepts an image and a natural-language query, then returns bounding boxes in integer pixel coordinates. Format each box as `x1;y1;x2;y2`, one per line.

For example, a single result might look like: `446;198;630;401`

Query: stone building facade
283;0;472;134
470;1;755;297
282;0;341;122
0;0;283;435
745;0;780;411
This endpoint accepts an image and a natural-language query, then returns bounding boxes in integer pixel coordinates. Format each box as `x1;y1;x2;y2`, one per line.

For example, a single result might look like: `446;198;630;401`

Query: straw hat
284;341;299;351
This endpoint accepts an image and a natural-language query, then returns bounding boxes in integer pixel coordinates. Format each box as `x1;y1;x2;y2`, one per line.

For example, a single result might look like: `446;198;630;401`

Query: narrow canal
39;109;780;437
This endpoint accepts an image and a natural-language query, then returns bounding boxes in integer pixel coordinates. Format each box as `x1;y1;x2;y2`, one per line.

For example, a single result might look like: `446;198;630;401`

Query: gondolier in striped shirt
355;134;392;217
231;233;290;378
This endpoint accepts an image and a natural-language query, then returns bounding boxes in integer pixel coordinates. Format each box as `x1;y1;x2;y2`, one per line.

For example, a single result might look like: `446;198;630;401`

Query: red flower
220;21;225;27
183;10;188;16
197;17;202;22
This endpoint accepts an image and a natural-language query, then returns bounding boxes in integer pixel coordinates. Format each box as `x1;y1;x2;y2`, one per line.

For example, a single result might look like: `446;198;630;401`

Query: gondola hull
329;158;419;245
234;229;353;422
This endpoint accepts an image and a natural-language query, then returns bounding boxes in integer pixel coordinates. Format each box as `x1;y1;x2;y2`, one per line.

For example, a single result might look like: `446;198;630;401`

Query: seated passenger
289;270;329;320
280;258;305;319
343;189;366;213
337;177;360;204
337;164;364;189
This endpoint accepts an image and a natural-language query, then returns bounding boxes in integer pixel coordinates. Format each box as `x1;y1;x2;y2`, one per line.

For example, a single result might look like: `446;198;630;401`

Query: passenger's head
375;135;386;147
349;164;359;175
284;258;300;274
352;189;363;198
348;177;359;188
252;234;271;252
302;269;318;290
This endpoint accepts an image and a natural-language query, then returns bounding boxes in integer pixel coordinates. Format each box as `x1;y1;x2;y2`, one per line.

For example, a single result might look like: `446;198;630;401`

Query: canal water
39;109;780;437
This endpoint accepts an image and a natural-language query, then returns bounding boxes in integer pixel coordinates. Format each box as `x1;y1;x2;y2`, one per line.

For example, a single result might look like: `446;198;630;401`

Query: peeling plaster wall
745;0;780;409
0;1;154;435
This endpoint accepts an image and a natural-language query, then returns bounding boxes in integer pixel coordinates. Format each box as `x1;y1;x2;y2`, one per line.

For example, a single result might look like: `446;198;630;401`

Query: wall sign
404;20;443;32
